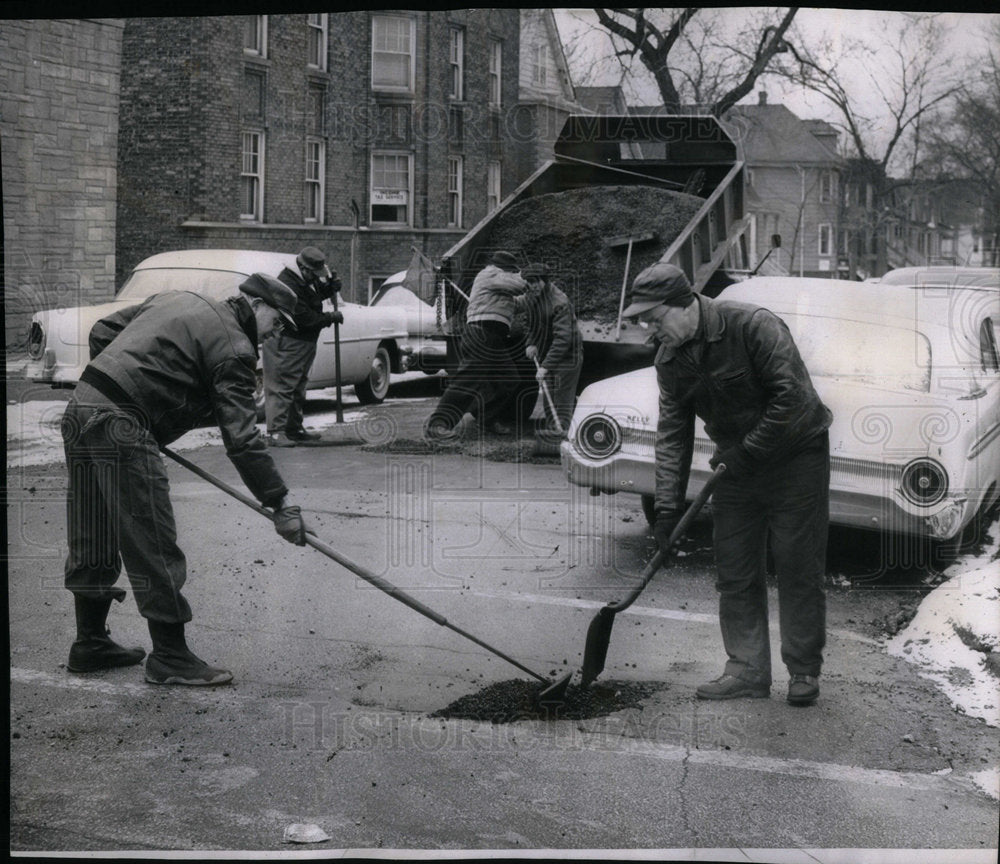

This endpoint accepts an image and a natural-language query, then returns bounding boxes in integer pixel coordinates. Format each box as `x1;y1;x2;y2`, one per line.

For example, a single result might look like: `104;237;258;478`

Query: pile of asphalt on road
431;679;662;723
484;185;705;321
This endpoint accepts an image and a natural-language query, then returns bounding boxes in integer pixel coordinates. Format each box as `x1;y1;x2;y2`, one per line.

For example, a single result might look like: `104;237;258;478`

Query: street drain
431;679;662;723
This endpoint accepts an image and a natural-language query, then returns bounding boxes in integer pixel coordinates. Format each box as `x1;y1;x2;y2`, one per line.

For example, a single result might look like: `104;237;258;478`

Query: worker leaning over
518;262;583;452
424;250;527;439
623;262;832;706
62;273;313;687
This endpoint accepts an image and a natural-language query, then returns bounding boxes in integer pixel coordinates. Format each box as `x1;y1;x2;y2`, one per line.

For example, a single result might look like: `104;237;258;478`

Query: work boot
696;673;770;700
145;620;233;686
67;595;146;673
424;419;459;442
287;428;321;442
266;432;298;448
787;674;820;706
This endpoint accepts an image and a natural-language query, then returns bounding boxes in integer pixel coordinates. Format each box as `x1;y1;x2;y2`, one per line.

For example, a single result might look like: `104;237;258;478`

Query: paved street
7;379;999;858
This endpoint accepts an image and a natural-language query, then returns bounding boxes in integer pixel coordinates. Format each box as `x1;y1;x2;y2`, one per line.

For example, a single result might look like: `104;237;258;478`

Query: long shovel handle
531;356;564;435
160;446;551;685
607;463;726;613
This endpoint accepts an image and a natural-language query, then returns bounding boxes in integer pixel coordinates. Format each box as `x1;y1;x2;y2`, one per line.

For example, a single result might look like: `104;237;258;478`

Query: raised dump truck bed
438;114;748;352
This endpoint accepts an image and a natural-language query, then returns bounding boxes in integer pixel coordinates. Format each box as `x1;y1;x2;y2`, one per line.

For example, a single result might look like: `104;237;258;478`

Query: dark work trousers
61;386;192;623
427;321;520;430
710;433;830;685
263;333;318;435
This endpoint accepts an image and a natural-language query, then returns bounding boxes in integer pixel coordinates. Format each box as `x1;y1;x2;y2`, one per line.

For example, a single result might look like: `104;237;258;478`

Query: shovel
579;464;726;688
161;445;571;705
530;355;563;436
607;231;658;340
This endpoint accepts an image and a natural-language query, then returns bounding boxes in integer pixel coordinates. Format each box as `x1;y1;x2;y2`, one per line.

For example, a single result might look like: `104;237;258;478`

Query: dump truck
429;113;750;380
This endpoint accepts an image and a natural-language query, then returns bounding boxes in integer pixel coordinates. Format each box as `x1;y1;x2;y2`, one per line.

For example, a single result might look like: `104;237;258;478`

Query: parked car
23;249;411;411
369;269;448;373
877;266;1000;289
561;275;1000;551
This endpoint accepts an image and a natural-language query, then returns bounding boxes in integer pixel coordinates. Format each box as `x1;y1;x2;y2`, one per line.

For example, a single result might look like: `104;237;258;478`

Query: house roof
724;105;841;165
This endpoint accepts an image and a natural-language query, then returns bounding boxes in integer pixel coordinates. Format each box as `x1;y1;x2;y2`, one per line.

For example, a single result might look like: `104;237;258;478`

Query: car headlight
575;413;622;460
899;458;948;507
27;322;44;360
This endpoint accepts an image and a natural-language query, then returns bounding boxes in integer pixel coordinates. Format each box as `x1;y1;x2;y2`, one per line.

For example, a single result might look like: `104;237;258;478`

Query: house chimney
758;90;768;105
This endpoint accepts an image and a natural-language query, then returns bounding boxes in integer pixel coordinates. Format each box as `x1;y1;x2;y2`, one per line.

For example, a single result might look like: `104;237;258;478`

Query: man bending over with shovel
622;263;832;706
62;273;312;686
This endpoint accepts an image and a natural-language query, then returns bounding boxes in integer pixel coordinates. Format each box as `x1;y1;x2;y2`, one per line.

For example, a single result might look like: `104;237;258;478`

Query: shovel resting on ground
160;445;572;705
579;464;726;688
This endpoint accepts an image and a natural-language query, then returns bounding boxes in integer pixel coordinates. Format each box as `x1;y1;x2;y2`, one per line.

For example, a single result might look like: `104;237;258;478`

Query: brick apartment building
1;18;125;353
116;10;585;302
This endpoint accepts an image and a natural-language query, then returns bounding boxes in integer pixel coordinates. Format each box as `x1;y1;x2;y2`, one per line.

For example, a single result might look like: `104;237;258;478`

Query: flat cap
622;262;694;317
297;246;327;269
489;250;520;272
238;273;299;330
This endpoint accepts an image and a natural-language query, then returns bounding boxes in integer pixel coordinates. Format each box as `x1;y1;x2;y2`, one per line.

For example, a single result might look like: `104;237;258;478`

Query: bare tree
921;22;1000;265
566;8;799;115
771;14;967;275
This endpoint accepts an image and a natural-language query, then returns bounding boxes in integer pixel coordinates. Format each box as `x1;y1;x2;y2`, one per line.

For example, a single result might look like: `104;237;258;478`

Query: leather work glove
653;511;682;554
321;310;344;327
273;502;313;546
525;345;539;361
710;444;755;480
535;365;549;384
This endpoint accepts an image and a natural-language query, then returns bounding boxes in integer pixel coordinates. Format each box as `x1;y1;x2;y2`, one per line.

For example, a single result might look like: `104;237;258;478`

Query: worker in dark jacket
62;273;312;687
265;246;343;447
424;250;527;439
519;263;583;449
623;262;832;706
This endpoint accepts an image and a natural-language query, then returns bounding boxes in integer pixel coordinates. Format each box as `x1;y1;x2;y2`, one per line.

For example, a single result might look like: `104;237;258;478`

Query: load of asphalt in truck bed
483;185;705;321
430;678;662;723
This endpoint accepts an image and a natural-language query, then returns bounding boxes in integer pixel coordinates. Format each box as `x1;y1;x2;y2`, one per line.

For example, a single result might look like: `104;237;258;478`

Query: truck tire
355;345;391;405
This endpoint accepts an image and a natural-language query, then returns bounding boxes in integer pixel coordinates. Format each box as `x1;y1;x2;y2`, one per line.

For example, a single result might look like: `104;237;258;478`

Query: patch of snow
970;766;1000;801
886;521;1000;727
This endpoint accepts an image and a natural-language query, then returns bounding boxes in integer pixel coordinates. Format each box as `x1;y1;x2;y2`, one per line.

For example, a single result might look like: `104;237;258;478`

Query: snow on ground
7;388;1000;794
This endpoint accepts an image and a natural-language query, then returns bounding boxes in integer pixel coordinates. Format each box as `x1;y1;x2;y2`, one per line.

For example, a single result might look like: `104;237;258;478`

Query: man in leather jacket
623;262;832;706
62;273;313;686
265;246;344;447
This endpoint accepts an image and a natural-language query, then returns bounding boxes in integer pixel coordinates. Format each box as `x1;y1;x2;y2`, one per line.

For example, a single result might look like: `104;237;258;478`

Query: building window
305;138;325;223
819;171;834;203
487;161;501;213
449;27;464;100
241;131;264;221
488;39;502;108
244;15;267;57
448;156;463;228
307;13;328;71
372;15;414;92
307;84;325;135
242;69;265;120
818;223;832;257
531;43;548;86
371;152;411;225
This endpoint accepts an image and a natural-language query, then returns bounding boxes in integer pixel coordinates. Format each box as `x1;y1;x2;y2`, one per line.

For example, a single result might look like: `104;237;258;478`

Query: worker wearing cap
265;246;344;447
518;262;583;450
623;262;832;706
62;273;313;687
424;250;527;439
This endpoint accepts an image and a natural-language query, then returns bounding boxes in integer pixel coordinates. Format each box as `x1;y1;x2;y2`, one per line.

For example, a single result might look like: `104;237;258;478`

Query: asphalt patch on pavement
430;679;662;723
363;436;561;464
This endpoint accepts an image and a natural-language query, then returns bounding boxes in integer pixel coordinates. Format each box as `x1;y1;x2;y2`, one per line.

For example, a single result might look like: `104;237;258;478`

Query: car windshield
118;268;246;301
779;313;932;392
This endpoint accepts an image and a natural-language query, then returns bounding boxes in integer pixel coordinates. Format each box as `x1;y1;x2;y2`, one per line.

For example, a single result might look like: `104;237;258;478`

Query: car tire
355;345;391;405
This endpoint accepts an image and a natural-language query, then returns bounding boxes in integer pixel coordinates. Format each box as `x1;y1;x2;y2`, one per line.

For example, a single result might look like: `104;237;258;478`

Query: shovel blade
535;671;572;707
580;606;617;688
